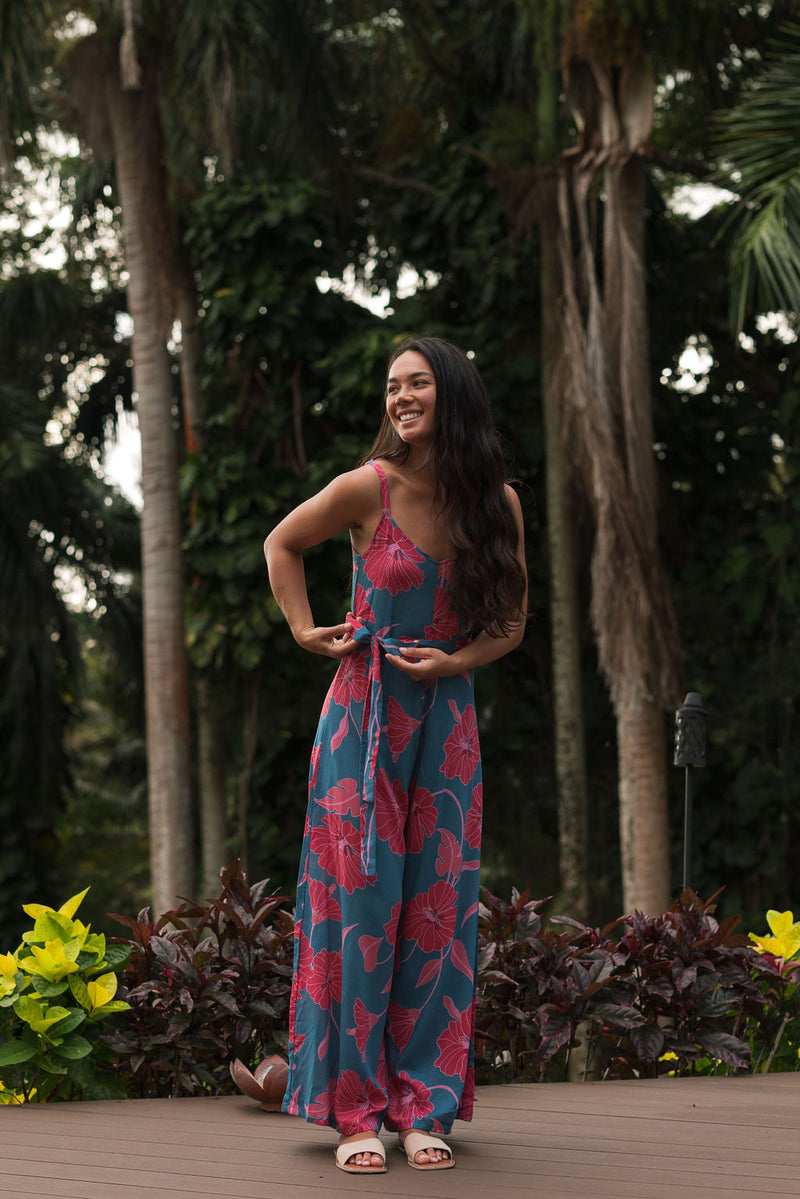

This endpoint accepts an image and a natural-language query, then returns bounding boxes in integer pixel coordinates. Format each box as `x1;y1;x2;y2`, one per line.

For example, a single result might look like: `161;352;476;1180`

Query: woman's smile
386;350;436;447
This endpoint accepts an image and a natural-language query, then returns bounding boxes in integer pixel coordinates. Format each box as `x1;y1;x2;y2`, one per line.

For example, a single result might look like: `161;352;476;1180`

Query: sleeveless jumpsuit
282;460;482;1136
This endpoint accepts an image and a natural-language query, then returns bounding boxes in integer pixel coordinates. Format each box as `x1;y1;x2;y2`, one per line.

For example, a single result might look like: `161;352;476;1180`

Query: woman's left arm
386;485;527;680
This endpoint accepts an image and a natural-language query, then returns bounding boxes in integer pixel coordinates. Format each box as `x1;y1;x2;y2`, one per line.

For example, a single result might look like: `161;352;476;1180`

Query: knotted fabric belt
348;621;461;877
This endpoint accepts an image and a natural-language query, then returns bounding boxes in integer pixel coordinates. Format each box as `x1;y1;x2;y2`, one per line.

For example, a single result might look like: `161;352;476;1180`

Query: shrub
102;860;294;1097
0;888;131;1102
586;890;779;1078
475;887;617;1082
475;887;800;1083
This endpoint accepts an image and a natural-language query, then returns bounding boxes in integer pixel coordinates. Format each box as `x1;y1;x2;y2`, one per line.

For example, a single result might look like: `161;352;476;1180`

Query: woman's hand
295;622;356;659
384;646;458;680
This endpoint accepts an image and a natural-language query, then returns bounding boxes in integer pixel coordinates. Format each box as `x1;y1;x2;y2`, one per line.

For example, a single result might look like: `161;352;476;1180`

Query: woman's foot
398;1129;454;1170
335;1132;387;1174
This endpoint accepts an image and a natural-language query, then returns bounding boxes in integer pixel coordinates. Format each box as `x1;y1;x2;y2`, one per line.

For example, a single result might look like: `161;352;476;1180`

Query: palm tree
553;9;685;914
715;23;800;333
12;0;345;915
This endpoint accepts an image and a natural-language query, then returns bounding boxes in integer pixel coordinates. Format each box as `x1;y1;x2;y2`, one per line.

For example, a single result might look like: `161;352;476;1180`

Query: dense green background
1;1;798;944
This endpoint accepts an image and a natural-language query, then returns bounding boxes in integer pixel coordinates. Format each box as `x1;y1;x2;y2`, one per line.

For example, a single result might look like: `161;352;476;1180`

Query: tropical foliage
4;874;796;1102
100;860;294;1097
0;888;131;1103
715;23;800;332
0;0;799;935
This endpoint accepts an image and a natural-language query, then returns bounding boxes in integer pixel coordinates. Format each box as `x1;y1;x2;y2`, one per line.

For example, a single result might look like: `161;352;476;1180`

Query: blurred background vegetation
1;1;798;944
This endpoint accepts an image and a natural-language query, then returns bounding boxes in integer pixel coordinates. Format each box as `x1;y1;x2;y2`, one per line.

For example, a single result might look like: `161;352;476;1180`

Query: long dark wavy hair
362;336;526;636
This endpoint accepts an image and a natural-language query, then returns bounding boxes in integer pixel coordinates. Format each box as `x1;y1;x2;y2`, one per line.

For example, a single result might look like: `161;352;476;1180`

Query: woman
265;336;527;1173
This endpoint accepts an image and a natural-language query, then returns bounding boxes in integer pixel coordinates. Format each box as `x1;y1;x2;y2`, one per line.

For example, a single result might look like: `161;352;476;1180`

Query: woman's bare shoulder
324;463;382;513
504;481;523;515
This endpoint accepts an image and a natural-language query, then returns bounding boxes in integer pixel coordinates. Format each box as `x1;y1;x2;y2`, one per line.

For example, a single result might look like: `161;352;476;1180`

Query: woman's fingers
386;647;452;678
298;623;356;657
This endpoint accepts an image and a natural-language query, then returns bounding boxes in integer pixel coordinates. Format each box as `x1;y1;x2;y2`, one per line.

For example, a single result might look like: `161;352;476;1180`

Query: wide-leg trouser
282;658;482;1135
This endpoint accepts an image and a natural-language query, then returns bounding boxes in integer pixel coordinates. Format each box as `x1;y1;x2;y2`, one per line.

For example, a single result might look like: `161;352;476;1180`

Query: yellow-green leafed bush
0;888;131;1102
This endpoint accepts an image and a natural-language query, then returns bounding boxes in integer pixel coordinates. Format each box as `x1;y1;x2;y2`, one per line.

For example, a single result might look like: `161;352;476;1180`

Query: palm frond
715;23;800;329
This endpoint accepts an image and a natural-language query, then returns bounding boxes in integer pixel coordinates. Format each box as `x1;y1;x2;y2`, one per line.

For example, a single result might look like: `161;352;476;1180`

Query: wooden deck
2;1073;799;1198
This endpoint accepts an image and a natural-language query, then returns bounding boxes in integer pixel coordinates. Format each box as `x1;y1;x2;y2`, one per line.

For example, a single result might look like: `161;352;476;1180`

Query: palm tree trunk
556;23;683;915
196;674;228;896
536;166;590;921
106;70;194;916
607;155;674;914
177;271;229;893
617;697;670;912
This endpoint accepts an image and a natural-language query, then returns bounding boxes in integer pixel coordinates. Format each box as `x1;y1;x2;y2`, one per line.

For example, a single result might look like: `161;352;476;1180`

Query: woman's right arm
264;466;379;659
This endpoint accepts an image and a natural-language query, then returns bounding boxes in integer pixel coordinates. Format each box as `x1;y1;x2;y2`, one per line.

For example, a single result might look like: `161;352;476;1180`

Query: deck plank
2;1074;799;1199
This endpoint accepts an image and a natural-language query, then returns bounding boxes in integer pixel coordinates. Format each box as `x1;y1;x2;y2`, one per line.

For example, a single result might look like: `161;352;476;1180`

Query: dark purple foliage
475;886;790;1083
101;860;294;1097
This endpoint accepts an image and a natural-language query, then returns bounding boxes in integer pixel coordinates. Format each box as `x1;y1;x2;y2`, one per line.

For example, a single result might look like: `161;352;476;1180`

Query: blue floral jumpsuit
282;460;482;1136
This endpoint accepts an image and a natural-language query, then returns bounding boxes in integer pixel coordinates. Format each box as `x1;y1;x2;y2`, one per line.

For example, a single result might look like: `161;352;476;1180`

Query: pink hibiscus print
459;1067;475;1119
327;650;369;712
387;1000;420;1052
309;813;367;895
363;523;425;595
351;583;375;623
307;1079;336;1121
296;928;312;978
403;880;457;953
347;997;381;1056
387;1071;434;1126
384;900;402;947
435;1000;472;1077
309;742;321;788
334;1070;386;1134
406;786;437;853
375;769;408;854
386;696;421;762
441;699;480;784
465;782;483;850
305;946;342;1011
424;578;461;640
308;878;342;925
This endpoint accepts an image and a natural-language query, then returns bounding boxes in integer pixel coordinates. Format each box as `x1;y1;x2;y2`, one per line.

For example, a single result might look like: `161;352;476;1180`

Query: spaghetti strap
368;459;391;513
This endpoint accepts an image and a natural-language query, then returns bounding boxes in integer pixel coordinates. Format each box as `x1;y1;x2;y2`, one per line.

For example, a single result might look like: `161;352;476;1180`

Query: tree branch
353;163;438;195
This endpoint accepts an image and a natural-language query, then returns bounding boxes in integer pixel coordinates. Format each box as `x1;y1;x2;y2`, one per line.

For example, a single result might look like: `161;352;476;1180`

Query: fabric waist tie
348;621;463;877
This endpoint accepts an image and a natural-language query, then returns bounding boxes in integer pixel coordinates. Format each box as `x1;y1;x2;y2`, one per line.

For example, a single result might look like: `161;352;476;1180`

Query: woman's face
385;349;437;450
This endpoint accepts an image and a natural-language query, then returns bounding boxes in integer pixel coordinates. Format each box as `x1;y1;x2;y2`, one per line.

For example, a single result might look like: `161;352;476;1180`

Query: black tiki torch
674;692;707;893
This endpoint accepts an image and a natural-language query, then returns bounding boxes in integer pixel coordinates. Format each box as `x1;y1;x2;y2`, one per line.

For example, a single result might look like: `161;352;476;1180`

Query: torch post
673;692;707;893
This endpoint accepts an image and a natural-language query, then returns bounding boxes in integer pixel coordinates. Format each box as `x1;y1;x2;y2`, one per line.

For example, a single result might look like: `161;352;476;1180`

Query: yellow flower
749;910;800;961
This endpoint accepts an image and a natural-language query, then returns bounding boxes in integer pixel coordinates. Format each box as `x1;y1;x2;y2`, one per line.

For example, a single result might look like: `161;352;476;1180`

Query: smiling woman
264;336;527;1174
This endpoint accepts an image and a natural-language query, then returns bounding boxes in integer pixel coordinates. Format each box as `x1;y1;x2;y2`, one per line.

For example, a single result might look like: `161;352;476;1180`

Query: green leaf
32;1050;70;1077
90;999;130;1017
49;1008;87;1037
0;1040;37;1066
68;975;91;1010
53;1034;93;1060
28;976;70;999
101;944;132;971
